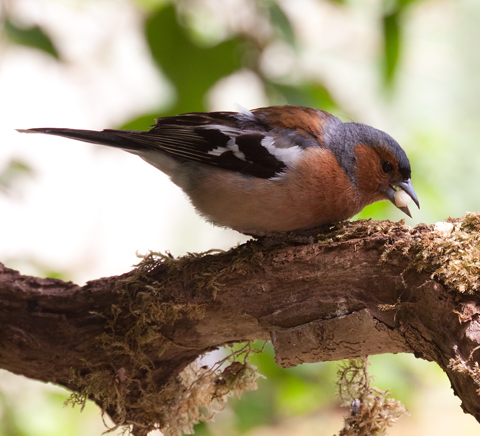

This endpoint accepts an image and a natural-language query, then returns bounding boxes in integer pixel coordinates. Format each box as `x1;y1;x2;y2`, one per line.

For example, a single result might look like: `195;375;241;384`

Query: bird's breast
182;148;363;235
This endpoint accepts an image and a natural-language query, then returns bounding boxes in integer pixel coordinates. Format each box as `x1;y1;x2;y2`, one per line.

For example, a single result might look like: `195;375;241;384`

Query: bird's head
342;123;420;217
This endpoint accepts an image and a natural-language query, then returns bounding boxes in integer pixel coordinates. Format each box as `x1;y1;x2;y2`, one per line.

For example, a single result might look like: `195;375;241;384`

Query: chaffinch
18;105;419;236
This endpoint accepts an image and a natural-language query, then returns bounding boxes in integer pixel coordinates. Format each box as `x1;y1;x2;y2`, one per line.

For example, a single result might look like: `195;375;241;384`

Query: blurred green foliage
0;372;111;436
233;344;338;427
146;5;243;114
381;0;423;89
124;0;342;130
382;8;401;88
2;19;59;59
0;159;33;196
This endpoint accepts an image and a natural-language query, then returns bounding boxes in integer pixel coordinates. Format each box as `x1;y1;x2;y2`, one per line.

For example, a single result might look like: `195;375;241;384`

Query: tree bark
1;215;480;434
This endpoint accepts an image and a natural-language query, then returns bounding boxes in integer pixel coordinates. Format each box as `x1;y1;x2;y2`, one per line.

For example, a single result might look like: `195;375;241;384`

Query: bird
17;105;419;236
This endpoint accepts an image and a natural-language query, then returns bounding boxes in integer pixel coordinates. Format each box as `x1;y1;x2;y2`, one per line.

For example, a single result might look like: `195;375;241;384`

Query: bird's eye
382;161;394;173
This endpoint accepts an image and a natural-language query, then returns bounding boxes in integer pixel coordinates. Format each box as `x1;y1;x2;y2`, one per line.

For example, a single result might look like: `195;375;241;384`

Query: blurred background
1;0;479;434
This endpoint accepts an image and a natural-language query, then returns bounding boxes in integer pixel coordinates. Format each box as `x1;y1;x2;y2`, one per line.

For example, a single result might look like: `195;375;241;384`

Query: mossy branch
1;213;480;434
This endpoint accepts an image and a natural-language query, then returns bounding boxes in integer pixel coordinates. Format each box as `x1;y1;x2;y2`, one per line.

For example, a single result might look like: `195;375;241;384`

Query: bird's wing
18;107;338;179
137;109;334;179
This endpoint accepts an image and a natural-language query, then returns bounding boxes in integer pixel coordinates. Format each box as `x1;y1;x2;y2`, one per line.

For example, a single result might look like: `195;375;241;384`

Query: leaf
0;159;34;195
3;19;60;59
381;0;424;89
382;9;401;88
145;4;244;114
267;2;296;46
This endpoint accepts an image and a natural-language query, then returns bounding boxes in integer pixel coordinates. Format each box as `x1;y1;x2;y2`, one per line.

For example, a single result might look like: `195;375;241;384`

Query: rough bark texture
1;215;480;434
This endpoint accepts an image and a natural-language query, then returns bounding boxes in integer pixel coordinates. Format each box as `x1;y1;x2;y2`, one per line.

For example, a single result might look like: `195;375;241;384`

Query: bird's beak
385;179;420;218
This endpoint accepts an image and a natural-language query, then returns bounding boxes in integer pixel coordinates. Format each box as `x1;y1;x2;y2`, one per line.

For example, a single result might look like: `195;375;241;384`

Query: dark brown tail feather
16;127;145;152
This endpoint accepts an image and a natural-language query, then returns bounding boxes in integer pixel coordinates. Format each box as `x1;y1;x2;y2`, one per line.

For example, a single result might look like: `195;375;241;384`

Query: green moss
336;358;407;436
315;218;412;244
449;356;480;395
66;249;264;435
319;213;480;296
68;355;262;436
381;212;480;294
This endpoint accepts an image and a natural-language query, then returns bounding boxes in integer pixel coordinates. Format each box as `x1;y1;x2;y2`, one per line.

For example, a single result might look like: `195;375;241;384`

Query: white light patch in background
0;0;251;285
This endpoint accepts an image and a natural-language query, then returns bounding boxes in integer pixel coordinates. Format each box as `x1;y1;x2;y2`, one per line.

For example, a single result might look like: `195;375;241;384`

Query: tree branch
1;214;480;434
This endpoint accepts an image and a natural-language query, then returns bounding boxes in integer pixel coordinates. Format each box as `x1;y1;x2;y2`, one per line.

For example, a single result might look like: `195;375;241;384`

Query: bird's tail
16;127;145;152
